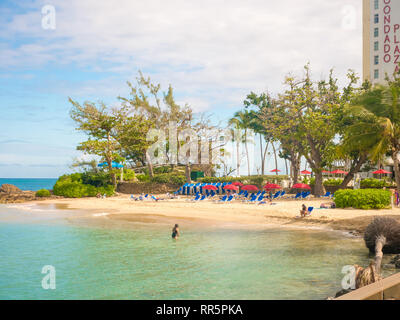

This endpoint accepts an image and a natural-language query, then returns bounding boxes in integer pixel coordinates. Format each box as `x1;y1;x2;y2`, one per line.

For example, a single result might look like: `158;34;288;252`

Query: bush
324;178;343;186
151;173;186;185
36;189;51;197
81;171;111;187
360;178;390;188
334;189;392;210
136;174;150;182
53;174;114;198
115;169;136;182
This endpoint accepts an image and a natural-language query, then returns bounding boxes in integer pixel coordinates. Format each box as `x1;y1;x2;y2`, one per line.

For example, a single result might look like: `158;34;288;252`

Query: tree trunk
236;139;241;177
272;142;278;175
285;159;288;176
339;153;368;189
259;134;264;175
314;171;325;196
392;150;400;194
185;163;191;183
262;141;269;176
293;154;300;185
245;130;250;176
145;150;154;178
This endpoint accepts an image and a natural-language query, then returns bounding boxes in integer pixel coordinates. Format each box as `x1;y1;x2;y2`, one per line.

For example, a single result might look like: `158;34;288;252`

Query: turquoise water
0;205;373;300
0;178;57;191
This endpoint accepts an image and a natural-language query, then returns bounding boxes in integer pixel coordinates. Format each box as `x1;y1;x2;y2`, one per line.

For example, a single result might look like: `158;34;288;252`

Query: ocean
0;178;58;191
0;203;380;300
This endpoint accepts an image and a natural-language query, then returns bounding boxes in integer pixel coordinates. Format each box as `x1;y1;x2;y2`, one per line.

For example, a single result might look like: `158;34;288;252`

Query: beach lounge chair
199;195;206;201
226;195;234;202
191;194;201;201
279;191;286;198
218;195;228;202
322;191;331;198
273;191;281;199
306;207;314;216
257;195;264;202
293;192;301;199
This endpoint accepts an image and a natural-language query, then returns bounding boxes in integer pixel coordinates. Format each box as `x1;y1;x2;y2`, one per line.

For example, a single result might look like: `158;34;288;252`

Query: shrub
53;174;114;198
360;178;390;188
324;178;343;186
151;173;186;185
334;189;392;210
36;189;51;197
115;169;136;182
81;171;111;187
136;174;150;182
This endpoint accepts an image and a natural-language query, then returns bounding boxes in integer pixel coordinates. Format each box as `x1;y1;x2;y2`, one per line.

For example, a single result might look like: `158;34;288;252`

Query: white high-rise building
363;0;400;83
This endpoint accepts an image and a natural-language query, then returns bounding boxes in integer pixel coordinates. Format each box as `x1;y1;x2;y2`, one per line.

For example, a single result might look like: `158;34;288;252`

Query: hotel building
363;0;400;83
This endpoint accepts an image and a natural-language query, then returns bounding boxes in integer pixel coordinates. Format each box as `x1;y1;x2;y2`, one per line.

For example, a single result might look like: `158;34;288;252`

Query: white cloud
0;0;363;112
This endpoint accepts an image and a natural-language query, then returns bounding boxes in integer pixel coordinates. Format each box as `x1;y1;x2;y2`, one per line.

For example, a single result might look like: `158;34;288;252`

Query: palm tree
229;110;254;176
349;76;400;193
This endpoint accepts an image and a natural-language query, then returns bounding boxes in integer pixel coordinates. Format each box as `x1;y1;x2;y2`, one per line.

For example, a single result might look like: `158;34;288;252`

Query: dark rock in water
0;184;22;194
334;289;353;298
364;217;400;254
391;255;400;268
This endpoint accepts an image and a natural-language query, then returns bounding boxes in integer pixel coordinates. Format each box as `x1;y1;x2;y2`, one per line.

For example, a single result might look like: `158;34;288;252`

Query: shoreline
8;194;400;235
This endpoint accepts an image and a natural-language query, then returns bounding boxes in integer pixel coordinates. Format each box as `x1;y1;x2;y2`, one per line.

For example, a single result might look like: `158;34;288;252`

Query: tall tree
69;100;125;187
347;72;400;193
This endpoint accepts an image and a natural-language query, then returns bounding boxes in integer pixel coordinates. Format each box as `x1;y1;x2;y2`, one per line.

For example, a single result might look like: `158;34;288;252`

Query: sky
0;0;363;178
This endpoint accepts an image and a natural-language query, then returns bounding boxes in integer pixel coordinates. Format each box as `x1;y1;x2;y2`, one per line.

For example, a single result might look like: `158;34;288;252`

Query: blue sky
0;0;363;178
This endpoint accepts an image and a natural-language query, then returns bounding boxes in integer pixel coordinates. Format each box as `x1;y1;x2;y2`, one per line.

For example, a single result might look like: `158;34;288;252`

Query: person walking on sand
172;224;180;240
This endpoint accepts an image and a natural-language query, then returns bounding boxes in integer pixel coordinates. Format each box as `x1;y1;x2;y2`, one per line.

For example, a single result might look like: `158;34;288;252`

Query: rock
392;255;400;268
334;289;353;298
0;184;22;194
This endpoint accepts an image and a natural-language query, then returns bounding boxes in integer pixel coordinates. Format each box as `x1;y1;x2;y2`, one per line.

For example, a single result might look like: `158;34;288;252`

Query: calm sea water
0;178;57;191
0;204;375;300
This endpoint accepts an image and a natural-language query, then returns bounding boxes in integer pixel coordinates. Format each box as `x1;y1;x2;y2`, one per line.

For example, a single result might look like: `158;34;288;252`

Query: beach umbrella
301;170;312;175
263;183;281;190
232;181;244;187
224;185;239;191
203;185;218;190
242;185;259;192
373;169;391;174
331;169;348;174
270;169;281;173
98;161;124;169
292;183;311;190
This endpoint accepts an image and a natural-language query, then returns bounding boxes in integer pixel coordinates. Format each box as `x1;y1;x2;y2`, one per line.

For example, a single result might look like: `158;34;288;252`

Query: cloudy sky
0;0;363;178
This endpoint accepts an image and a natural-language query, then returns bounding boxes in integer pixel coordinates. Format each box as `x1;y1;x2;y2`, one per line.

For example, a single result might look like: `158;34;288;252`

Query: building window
374;69;379;79
374;0;379;10
374;14;379;24
374;41;379;51
374;27;379;37
374;55;379;65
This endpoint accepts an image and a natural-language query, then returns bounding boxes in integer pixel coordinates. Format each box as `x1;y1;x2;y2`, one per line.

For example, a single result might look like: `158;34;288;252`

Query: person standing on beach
172;224;180;240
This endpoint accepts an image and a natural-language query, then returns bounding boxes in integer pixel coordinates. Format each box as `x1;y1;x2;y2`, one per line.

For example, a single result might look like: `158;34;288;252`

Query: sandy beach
29;194;400;235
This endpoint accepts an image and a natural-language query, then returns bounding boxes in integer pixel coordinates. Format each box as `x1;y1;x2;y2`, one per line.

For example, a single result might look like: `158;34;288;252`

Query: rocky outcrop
0;184;22;194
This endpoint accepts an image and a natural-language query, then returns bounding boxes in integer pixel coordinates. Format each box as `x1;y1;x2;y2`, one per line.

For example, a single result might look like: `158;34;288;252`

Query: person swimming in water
172;224;180;239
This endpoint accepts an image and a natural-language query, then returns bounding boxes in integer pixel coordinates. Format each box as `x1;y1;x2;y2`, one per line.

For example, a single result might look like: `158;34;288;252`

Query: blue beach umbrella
98;161;124;169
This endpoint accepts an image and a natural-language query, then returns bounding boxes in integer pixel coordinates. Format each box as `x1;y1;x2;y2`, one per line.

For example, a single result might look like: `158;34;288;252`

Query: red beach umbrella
270;169;281;173
292;183;311;190
241;185;259;192
264;183;282;190
203;185;218;190
322;170;330;173
224;185;239;191
232;182;244;187
373;169;391;174
331;169;348;174
301;170;312;175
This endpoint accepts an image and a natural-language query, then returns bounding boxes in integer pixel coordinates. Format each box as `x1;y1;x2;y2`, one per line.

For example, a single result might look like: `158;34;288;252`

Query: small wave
93;212;110;217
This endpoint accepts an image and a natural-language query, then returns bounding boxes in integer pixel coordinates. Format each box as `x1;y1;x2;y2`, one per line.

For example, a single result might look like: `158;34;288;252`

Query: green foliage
35;189;51;197
53;174;114;198
334;189;391;209
360;178;390;188
151;173;186;185
81;171;111;187
115;168;136;182
324;178;343;186
136;174;150;182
